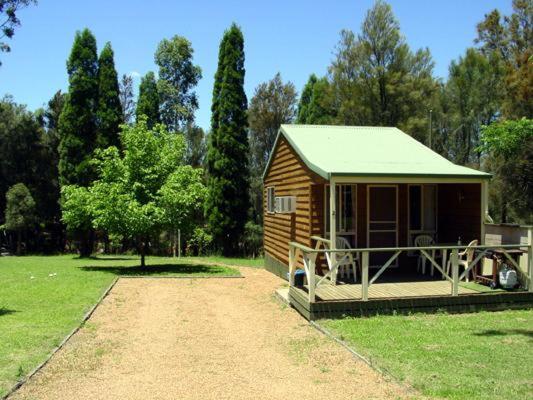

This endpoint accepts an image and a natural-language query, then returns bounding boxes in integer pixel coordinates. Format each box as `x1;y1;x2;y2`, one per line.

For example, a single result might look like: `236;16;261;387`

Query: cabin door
367;185;398;267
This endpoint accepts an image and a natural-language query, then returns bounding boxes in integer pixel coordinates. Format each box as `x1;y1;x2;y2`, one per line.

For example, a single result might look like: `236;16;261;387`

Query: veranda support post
288;246;295;286
362;251;369;301
329;178;337;284
528;229;533;292
451;248;459;296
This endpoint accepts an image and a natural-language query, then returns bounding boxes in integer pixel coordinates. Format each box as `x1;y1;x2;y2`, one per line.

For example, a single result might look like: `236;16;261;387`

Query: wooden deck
309;280;478;301
288;280;533;320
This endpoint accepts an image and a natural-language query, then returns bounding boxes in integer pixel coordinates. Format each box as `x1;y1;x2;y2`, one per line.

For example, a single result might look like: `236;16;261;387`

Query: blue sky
1;0;512;130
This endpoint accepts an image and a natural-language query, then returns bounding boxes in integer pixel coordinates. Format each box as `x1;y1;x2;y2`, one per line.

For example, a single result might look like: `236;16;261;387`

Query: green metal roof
264;125;491;180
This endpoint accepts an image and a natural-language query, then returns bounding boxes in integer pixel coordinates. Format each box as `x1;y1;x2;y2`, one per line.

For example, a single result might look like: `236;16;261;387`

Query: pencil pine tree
136;71;160;129
205;23;249;256
58;28;99;257
96;42;123;149
58;28;98;188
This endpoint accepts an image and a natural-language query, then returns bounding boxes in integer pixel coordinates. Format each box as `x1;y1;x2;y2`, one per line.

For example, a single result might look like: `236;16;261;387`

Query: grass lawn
322;310;533;400
0;254;250;396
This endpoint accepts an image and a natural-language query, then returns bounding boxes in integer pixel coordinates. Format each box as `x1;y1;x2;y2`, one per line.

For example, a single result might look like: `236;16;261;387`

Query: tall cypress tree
206;23;249;256
96;42;123;149
297;74;317;123
58;28;98;257
136;71;160;129
58;28;98;188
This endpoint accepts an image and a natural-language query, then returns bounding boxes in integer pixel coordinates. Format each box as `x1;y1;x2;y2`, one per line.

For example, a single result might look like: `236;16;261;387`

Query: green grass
0;254;247;396
322;310;533;400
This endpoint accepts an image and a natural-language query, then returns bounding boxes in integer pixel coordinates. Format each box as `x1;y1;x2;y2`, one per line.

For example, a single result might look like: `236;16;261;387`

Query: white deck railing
288;239;533;303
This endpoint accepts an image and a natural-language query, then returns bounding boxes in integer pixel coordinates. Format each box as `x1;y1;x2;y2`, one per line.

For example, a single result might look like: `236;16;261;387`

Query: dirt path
10;268;413;400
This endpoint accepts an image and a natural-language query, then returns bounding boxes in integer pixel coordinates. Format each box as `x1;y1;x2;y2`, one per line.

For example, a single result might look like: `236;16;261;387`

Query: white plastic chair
334;237;359;283
446;239;478;282
415;235;435;275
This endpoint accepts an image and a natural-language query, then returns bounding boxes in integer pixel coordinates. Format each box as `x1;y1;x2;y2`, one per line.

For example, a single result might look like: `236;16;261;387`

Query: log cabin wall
437;183;482;244
263;136;325;269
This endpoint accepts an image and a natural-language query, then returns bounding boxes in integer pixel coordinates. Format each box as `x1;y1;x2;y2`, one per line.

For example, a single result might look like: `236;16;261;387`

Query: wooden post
177;229;181;258
362;251;369;301
288;245;295;286
329;178;337;284
307;254;316;303
527;228;533;292
451;248;459;296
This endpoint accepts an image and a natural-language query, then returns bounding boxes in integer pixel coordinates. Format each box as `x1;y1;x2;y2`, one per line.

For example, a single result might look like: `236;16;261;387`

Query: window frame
266;186;275;214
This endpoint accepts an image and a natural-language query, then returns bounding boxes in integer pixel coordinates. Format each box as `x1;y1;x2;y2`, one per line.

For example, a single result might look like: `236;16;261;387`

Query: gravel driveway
10;267;412;400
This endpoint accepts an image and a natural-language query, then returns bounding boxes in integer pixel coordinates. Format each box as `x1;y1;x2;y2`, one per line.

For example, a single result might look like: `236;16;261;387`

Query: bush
186;227;213;256
242;221;263;258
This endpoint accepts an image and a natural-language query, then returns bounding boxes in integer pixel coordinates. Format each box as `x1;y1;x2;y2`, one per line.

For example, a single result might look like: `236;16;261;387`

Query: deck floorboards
305;280;478;301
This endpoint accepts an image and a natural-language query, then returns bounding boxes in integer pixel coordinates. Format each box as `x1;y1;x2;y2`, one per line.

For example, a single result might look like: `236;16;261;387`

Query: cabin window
266;187;275;213
409;184;437;232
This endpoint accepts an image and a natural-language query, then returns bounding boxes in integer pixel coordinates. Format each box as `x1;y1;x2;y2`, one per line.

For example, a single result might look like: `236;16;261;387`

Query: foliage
242;221;263;258
480;119;533;223
0;0;36;65
329;0;437;142
443;48;503;165
296;74;317;123
184;124;206;167
119;73;135;124
58;28;99;188
0;97;44;222
155;36;202;132
323;310;533;400
136;71;160;128
206;23;249;256
475;0;532;119
61;118;207;266
185;227;213;256
3;183;36;232
96;42;123;149
248;72;297;222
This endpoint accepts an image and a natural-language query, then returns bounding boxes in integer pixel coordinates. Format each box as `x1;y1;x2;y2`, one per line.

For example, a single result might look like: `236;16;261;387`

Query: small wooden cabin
263;124;491;278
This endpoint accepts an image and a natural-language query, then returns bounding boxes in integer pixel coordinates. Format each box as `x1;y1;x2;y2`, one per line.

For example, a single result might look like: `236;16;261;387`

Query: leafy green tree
155;36;202;132
119;73;136;124
3;183;36;254
0;96;43;224
206;23;249;256
444;48;503;165
0;0;36;66
62;118;206;267
136;71;160;128
96;42;123;149
297;74;317;123
475;0;532;118
248;72;297;222
329;0;437;141
479;118;532;223
58;28;98;188
184;124;206;167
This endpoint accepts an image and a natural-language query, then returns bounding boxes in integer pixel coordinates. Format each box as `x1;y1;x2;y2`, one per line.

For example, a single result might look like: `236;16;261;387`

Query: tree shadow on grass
79;263;234;276
0;308;17;317
474;329;533;339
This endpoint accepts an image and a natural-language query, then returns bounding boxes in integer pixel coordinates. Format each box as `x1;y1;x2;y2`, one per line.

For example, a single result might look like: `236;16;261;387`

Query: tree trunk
79;229;94;258
16;231;21;255
140;240;146;268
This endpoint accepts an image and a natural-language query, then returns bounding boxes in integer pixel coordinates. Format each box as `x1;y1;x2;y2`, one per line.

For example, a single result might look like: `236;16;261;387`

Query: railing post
527;238;533;292
308;254;316;303
288;245;295;287
451;248;459;296
362;251;369;301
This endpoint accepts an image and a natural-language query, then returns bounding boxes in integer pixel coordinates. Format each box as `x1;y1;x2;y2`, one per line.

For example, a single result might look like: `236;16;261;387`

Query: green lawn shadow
474;329;533;339
79;263;235;276
0;308;17;317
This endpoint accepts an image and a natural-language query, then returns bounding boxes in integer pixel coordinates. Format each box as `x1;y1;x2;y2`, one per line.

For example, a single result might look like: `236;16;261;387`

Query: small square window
266;187;275;213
